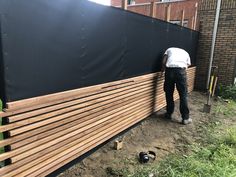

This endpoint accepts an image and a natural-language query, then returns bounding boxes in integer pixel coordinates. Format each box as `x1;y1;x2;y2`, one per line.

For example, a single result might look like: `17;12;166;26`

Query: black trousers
164;68;189;120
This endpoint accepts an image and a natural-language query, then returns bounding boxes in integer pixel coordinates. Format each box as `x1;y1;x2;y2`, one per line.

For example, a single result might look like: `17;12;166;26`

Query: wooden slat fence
0;67;196;176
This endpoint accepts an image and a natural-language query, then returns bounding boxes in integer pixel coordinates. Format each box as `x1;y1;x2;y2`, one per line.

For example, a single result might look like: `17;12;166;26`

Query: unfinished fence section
0;67;196;176
0;0;199;176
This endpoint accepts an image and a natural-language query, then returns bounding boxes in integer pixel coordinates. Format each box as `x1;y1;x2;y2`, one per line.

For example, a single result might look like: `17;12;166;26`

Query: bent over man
161;47;192;125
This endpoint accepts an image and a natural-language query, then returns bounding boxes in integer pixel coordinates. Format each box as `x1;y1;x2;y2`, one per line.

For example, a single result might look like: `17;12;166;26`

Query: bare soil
57;92;233;177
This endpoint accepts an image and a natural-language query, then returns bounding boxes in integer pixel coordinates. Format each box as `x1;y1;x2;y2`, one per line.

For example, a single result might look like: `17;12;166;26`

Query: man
161;47;192;125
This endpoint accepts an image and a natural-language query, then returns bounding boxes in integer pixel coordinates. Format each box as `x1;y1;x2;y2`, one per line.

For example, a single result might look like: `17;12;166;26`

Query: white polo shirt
164;47;191;68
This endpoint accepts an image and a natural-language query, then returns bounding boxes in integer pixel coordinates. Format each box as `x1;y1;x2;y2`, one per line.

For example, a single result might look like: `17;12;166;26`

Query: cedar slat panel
5;73;161;112
1;97;152;162
14;92;184;175
2;103;152;176
8;82;166;137
9;95;153;161
8;78;155;123
0;81;154;133
0;73;157;117
19;110;152;177
0;86;154;148
8;84;156;136
0;67;196;176
10;90;153;150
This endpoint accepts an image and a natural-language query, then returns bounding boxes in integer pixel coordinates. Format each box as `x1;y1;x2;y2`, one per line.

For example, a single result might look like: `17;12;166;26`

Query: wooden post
193;3;198;30
165;4;171;22
181;9;185;26
191;16;195;29
122;0;128;10
150;0;156;18
114;140;123;150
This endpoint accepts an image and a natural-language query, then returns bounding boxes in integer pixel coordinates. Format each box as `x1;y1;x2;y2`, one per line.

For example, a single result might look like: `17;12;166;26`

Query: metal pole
206;0;222;89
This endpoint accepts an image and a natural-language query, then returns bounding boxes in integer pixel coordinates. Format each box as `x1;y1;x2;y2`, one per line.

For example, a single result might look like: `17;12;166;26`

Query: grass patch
222;127;236;147
214;99;236;117
155;142;236;177
117;128;236;177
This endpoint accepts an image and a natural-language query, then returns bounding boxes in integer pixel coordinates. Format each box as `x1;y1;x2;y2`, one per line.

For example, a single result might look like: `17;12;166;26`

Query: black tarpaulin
0;0;199;103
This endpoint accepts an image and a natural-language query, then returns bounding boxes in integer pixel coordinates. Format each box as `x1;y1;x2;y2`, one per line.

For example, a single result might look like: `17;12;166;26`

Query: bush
218;84;236;101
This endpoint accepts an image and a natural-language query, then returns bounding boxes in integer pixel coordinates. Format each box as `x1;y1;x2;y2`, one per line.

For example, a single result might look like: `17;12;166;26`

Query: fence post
150;0;156;18
122;0;128;10
165;4;171;22
193;3;198;30
181;9;185;26
191;16;195;29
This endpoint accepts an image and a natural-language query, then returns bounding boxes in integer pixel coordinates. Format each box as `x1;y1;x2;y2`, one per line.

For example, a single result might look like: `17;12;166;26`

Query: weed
214;99;236;117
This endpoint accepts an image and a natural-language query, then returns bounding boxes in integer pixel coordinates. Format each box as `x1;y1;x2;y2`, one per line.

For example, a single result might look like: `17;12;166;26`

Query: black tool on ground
139;151;156;163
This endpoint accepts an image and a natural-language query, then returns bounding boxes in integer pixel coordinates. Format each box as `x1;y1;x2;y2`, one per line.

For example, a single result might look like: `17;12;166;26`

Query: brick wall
111;0;122;6
196;0;236;89
111;0;199;30
111;0;157;6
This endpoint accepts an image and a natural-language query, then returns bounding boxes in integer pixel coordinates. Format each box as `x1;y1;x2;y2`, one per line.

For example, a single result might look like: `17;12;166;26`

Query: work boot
182;118;192;125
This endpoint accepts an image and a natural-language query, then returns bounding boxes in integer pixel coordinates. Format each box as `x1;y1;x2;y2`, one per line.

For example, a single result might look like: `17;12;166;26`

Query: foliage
218;84;236;101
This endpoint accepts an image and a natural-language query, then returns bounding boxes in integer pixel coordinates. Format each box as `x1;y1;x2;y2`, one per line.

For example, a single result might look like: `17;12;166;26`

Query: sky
89;0;111;6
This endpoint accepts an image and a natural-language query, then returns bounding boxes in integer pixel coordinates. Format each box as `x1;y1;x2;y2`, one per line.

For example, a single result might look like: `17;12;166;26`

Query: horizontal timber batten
0;67;196;176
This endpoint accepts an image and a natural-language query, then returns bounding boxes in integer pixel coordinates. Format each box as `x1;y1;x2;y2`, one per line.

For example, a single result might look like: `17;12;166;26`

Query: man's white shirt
164;47;191;68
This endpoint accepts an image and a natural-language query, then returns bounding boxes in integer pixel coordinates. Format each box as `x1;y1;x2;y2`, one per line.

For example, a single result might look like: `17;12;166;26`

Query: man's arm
161;54;168;73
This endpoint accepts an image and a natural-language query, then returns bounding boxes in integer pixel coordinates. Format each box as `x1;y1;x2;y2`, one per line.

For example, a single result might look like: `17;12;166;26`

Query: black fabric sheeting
0;0;199;103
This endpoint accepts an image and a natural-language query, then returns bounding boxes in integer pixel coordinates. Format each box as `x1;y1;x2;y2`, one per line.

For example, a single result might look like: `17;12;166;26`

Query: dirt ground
57;92;231;177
